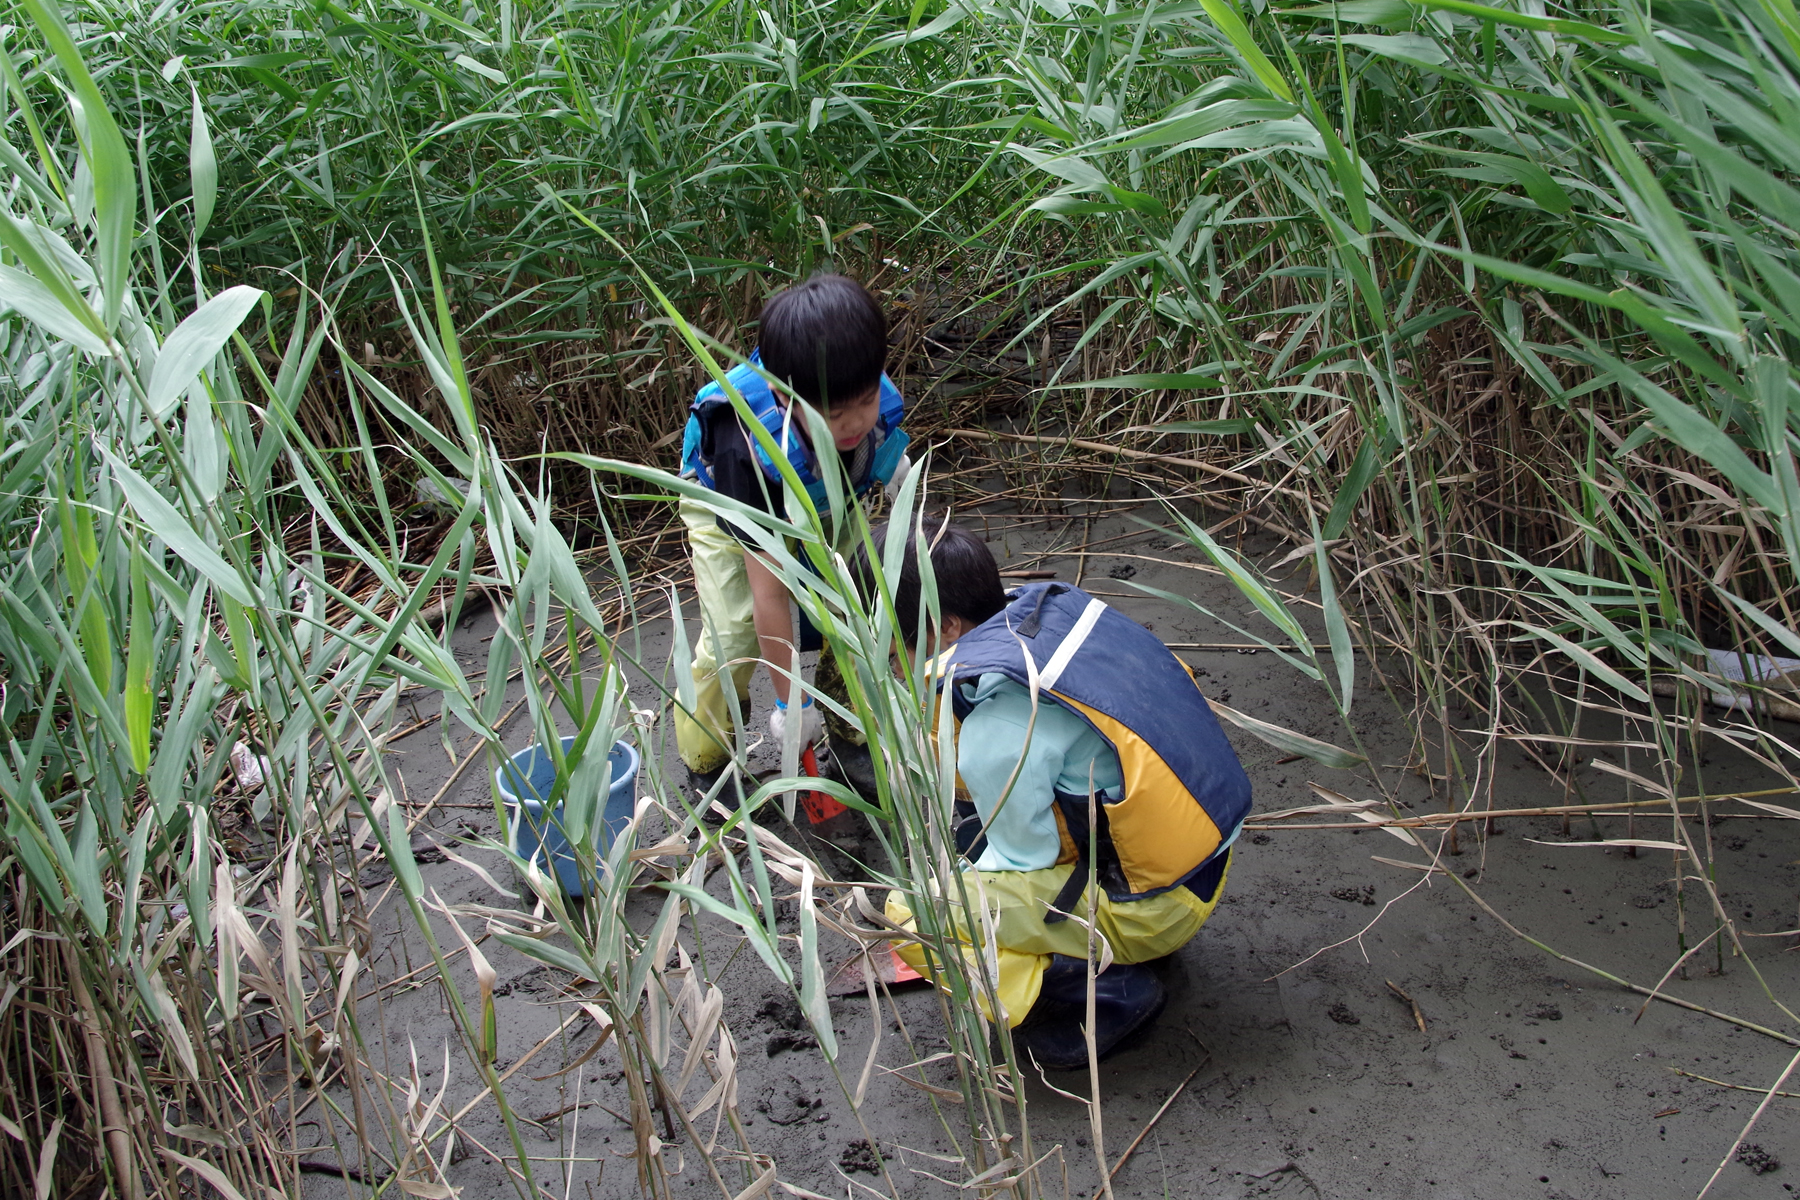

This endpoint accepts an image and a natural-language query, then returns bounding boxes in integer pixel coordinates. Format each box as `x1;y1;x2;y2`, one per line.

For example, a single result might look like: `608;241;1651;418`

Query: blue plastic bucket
495;737;640;897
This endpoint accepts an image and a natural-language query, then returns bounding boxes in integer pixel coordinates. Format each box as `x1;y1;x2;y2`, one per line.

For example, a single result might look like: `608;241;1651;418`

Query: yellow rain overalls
884;582;1251;1026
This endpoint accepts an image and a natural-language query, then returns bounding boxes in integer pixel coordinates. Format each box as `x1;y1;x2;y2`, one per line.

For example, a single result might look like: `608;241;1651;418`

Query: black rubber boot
951;799;989;859
1014;954;1165;1070
824;734;880;801
688;765;744;824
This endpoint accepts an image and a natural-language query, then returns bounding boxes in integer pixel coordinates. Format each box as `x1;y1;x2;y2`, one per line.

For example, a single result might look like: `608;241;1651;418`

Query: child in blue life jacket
860;521;1251;1070
676;274;910;802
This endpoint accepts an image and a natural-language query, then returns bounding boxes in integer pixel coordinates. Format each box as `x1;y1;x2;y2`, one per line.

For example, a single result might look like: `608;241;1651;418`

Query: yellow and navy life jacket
945;583;1251;917
680;350;908;513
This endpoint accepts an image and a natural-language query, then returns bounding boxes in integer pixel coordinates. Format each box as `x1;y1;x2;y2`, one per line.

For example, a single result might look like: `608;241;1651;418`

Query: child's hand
884;453;913;502
769;695;825;747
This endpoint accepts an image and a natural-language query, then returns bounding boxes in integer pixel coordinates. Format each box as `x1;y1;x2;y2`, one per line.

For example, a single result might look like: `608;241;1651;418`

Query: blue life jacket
944;583;1251;913
680;350;909;513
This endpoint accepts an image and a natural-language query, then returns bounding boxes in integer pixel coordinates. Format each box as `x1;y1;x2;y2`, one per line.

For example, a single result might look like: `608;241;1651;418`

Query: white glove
884;453;914;502
769;696;825;747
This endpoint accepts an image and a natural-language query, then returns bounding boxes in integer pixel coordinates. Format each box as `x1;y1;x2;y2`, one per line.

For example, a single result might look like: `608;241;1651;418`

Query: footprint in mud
1250;1166;1322;1198
493;966;552;998
1223;1164;1322;1198
759;993;805;1029
766;1030;818;1056
758;1075;822;1126
759;993;819;1056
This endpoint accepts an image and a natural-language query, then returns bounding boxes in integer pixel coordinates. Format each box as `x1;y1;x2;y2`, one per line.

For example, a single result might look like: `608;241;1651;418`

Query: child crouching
859;521;1251;1069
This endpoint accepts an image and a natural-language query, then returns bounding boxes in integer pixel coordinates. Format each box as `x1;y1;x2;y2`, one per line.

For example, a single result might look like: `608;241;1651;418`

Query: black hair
758;274;887;411
855;518;1008;642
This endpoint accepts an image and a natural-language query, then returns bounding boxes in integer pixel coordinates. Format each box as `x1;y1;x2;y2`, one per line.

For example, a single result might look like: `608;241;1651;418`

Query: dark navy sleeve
702;410;778;547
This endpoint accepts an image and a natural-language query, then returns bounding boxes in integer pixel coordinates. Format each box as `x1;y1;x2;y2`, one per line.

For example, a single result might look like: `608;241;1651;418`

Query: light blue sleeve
956;677;1092;872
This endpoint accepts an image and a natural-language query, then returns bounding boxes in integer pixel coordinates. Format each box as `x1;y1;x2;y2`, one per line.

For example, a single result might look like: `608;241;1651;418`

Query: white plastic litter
230;741;271;792
1702;647;1800;713
414;475;474;514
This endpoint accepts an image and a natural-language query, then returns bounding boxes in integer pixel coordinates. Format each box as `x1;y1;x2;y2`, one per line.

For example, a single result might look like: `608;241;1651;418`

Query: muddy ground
300;481;1800;1200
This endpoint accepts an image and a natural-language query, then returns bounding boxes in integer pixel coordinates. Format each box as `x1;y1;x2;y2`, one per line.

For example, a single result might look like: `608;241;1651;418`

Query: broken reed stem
944;429;1317;547
1451;875;1800;1048
1245;789;1800;831
1671;1067;1800;1098
1087;1062;1205;1200
946;428;1317;508
62;942;141;1200
1634;928;1725;1025
1085;788;1114;1200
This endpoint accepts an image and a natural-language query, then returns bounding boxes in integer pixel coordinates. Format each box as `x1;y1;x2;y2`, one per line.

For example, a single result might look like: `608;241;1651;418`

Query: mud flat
306;496;1800;1200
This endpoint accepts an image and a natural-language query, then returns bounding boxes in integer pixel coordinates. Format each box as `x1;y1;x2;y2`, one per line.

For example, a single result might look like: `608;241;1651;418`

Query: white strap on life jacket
1036;597;1107;691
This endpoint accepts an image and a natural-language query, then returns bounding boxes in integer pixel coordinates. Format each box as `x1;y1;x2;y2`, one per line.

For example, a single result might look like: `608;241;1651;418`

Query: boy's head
759;274;887;451
857;519;1008;648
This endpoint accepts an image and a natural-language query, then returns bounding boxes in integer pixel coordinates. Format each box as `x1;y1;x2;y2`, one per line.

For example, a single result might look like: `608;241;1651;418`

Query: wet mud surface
303;490;1800;1200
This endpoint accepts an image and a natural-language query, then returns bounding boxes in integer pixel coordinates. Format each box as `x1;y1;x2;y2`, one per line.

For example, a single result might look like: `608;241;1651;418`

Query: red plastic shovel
799;745;849;825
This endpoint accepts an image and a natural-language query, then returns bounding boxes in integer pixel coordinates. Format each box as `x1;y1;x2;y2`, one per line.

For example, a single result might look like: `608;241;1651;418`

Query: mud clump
1327;1003;1360;1025
839;1139;882;1174
1331;886;1376;906
1737;1143;1780;1174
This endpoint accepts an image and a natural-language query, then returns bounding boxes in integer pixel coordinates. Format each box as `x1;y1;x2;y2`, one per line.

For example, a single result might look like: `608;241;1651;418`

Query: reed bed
7;0;1800;1194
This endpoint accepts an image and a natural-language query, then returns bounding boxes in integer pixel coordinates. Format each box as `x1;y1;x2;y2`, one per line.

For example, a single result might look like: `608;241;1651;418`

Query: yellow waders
673;498;762;773
673;493;874;772
885;856;1231;1028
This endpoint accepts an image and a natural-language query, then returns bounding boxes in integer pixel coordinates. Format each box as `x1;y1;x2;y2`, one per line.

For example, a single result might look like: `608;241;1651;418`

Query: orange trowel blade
824;945;927;995
799;746;849;824
890;948;922;983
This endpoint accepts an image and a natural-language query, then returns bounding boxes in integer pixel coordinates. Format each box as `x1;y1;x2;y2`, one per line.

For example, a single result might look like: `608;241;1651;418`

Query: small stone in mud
1737;1143;1780;1174
758;1076;822;1126
840;1139;882;1174
1108;563;1137;580
1331;885;1376;906
766;1031;818;1057
1327;1003;1360;1025
1528;1005;1563;1021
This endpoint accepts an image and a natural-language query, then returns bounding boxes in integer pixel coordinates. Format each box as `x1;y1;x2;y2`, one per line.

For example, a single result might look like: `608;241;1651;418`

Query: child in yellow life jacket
862;522;1251;1069
675;275;910;806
